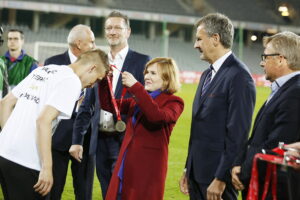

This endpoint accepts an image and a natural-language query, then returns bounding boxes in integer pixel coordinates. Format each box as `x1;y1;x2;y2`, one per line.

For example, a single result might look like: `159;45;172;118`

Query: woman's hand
122;71;137;88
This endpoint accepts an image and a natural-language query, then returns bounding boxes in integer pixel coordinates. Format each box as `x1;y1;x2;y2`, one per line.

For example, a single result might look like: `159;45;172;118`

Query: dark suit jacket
72;49;150;155
235;74;300;184
44;51;75;151
186;53;256;184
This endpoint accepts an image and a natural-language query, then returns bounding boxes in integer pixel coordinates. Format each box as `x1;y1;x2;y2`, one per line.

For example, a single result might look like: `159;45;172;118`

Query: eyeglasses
105;26;126;32
261;53;280;61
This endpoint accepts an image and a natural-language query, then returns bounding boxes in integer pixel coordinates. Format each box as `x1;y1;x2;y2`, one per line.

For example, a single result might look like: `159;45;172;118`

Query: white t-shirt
0;65;81;171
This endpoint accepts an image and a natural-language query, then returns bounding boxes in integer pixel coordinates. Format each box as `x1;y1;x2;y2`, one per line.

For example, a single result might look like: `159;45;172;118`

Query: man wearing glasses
1;29;38;90
232;31;300;199
69;11;150;199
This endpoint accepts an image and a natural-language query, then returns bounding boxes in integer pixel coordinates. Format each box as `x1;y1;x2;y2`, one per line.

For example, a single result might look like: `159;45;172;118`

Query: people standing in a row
0;49;109;200
44;24;96;200
232;31;300;200
0;29;38;90
69;11;150;199
179;13;256;200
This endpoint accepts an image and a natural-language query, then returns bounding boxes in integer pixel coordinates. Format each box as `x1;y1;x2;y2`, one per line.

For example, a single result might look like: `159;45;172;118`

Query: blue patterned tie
201;65;214;96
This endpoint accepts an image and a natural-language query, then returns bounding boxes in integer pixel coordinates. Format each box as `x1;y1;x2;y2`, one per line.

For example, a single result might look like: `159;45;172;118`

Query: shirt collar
211;51;232;73
68;49;78;64
108;46;129;63
5;50;25;61
274;71;300;89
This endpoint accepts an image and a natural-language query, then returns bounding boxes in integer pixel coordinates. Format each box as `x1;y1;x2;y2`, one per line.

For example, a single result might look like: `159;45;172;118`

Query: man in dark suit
179;13;256;200
232;31;300;199
69;11;150;199
44;24;96;200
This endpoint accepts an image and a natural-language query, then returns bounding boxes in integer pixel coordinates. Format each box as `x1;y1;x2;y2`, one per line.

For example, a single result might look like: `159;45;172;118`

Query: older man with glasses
232;31;300;200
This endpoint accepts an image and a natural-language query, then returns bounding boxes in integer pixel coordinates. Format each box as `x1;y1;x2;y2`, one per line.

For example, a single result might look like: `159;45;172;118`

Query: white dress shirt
99;46;129;132
211;50;232;80
68;49;77;64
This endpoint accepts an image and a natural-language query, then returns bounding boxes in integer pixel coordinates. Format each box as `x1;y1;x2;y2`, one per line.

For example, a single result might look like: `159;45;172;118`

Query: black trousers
96;133;124;199
0;156;46;200
49;131;95;200
188;167;238;200
48;150;95;200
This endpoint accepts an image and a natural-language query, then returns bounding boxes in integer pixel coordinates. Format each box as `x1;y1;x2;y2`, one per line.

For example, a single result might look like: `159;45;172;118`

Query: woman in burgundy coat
100;57;184;200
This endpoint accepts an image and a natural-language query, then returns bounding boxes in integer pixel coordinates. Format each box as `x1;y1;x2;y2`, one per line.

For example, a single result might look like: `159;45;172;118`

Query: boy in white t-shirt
0;49;109;199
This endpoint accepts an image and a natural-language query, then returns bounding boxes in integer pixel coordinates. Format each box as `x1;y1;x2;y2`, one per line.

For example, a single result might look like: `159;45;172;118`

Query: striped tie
201;65;214;96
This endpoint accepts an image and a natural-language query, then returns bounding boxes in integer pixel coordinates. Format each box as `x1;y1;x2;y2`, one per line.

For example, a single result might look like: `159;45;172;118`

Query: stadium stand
203;0;284;25
0;23;263;74
110;0;195;16
0;0;298;75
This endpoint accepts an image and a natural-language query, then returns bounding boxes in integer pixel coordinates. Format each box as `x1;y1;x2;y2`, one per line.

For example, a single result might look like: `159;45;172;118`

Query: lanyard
106;76;126;121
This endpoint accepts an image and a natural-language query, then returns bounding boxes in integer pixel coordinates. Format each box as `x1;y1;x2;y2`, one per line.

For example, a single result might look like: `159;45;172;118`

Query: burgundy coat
100;81;184;200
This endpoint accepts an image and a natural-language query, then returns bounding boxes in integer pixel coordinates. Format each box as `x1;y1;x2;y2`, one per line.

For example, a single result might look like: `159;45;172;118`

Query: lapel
95;84;100;110
192;70;208;116
115;49;133;98
263;75;299;112
193;54;234;116
251;75;300;137
251;101;267;135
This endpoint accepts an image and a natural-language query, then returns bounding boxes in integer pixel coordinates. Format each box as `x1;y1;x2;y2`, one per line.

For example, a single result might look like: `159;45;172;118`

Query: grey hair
105;10;130;28
67;24;92;46
195;13;234;49
263;31;300;70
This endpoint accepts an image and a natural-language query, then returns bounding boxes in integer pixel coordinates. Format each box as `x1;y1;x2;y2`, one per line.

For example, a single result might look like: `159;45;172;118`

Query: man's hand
69;145;83;162
33;167;53;196
231;166;245;190
285;142;300;153
207;178;226;200
284;143;300;170
179;172;189;195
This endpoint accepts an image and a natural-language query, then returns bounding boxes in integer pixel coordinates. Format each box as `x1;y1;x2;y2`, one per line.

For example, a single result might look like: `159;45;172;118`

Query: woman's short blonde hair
144;57;181;94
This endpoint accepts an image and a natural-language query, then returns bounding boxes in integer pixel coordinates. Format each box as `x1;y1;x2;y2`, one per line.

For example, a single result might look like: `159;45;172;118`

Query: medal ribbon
247;147;297;200
105;64;127;121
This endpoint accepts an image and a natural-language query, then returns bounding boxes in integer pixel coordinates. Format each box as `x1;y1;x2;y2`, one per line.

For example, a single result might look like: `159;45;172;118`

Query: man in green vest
1;29;38;90
0;26;8;99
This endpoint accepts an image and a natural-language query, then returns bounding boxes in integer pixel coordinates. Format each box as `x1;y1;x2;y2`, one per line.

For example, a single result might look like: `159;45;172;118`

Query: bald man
44;24;96;200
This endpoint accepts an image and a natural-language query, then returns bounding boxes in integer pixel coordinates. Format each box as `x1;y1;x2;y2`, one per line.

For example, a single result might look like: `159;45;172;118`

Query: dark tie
201;65;214;96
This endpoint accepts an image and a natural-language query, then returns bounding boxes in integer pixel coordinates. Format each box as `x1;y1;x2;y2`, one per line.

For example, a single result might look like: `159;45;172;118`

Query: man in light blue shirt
232;31;300;200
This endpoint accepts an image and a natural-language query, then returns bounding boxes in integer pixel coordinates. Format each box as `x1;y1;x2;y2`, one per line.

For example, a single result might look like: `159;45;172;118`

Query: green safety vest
1;53;37;86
